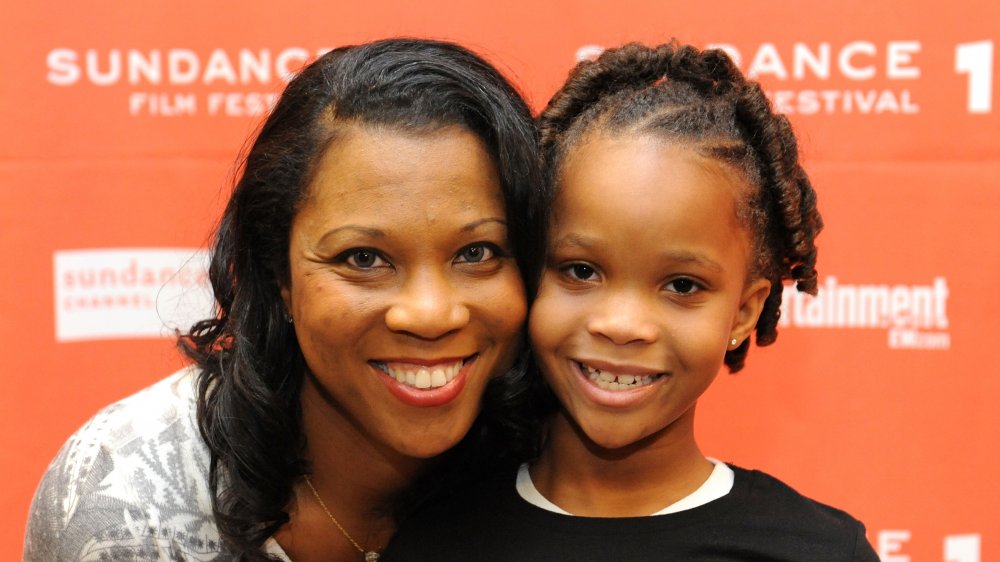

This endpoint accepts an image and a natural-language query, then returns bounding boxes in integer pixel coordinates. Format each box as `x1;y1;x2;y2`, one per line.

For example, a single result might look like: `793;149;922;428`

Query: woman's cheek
493;270;528;331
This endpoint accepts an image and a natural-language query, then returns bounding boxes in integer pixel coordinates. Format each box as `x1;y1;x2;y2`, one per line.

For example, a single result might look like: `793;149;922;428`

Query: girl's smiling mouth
574;360;667;391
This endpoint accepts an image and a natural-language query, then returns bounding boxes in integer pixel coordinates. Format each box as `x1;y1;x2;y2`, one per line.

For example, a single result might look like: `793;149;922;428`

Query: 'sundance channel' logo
54;248;213;342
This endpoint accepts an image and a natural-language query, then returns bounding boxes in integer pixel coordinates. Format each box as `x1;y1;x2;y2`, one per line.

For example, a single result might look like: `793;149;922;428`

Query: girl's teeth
581;362;662;391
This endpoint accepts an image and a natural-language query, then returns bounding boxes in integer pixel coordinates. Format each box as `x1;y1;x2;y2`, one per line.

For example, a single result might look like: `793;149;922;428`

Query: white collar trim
515;457;734;516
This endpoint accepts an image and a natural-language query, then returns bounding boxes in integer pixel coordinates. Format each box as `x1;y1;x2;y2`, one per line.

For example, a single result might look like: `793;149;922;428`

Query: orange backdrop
3;1;998;559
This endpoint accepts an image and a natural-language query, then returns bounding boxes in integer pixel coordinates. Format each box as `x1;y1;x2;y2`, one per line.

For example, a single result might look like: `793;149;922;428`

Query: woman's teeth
579;362;663;391
375;360;464;389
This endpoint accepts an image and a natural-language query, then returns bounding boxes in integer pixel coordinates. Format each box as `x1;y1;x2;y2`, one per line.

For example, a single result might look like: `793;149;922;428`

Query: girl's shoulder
726;464;879;561
730;464;861;522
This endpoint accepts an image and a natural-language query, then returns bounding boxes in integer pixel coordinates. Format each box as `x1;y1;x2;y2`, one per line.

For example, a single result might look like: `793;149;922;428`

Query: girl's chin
556;410;650;452
581;426;650;452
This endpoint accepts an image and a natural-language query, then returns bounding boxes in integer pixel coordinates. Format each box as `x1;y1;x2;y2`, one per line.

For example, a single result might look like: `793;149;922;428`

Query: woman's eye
566;263;597;281
456;243;497;264
666;278;699;294
340;249;386;269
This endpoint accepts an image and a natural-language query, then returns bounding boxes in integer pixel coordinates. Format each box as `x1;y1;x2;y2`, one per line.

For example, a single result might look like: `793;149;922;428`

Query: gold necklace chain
304;475;381;561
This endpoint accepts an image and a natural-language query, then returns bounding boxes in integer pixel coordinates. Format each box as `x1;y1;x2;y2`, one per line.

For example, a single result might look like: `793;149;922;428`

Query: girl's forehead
559;134;750;202
559;138;738;216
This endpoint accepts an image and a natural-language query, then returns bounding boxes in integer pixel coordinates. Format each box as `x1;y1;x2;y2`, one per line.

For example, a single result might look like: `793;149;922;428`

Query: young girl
383;42;879;560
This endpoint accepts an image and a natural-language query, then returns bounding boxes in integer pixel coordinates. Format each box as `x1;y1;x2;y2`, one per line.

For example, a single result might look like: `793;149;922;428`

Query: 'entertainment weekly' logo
778;276;951;350
54;248;214;342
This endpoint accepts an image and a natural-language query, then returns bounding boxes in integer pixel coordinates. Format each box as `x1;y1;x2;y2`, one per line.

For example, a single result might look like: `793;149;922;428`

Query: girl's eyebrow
551;233;597;250
658;250;723;272
553;233;724;273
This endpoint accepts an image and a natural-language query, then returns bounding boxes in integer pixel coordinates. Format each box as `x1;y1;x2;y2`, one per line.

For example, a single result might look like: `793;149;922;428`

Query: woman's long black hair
179;38;544;560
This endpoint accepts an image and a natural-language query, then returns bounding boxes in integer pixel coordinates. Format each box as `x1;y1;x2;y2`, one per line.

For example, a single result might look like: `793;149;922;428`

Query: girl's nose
586;291;661;346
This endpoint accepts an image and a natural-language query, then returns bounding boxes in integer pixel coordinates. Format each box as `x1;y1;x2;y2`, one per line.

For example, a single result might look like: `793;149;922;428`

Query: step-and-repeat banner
3;1;997;559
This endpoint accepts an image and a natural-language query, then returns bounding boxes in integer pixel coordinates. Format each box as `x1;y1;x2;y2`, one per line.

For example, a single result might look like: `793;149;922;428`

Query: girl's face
282;125;526;459
529;134;770;451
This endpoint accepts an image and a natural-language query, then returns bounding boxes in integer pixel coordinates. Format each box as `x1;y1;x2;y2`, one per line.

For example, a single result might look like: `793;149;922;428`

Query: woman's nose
586;291;661;346
385;270;470;339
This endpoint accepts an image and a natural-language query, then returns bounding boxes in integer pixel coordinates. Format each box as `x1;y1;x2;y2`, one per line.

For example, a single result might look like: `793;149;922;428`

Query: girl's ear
729;278;772;347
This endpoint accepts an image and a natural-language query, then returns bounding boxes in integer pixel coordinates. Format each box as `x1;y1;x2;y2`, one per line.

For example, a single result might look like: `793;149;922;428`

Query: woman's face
282;124;526;459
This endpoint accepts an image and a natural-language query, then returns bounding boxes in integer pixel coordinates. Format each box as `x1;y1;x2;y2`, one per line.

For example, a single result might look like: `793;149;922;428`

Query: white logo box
54;248;214;342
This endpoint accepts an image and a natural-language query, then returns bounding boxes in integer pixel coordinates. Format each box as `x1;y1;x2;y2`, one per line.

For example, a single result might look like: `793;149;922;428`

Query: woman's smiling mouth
371;355;477;390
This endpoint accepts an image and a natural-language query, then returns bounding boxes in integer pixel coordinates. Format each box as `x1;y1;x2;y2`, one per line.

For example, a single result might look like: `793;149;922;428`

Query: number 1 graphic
955;41;994;113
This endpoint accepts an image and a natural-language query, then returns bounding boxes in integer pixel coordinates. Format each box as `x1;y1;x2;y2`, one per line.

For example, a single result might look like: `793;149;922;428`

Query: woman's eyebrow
462;217;507;232
319;219;506;245
318;225;386;245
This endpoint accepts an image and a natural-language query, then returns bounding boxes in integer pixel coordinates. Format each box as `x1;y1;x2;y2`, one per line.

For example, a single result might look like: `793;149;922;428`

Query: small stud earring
730;337;738;346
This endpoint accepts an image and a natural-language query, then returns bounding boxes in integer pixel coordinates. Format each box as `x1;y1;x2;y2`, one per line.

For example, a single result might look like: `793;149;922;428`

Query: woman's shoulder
51;366;205;467
24;366;226;561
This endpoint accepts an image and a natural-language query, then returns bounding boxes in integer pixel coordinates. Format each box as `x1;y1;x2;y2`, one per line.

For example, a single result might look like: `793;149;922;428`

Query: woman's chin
388;428;471;460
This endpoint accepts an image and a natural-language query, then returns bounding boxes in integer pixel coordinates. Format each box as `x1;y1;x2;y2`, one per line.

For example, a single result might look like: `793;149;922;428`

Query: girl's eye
340;249;387;269
456;243;498;264
666;278;699;294
566;263;597;281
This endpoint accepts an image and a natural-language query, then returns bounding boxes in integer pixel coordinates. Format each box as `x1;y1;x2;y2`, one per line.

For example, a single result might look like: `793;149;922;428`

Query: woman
25;38;543;561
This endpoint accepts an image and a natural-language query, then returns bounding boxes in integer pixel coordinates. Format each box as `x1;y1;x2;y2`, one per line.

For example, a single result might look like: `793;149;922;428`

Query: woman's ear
280;285;292;320
729;278;772;347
